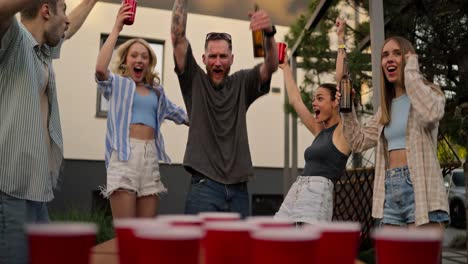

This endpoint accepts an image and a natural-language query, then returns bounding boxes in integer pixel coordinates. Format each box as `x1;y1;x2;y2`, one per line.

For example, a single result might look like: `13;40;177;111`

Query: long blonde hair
379;36;442;125
112;38;160;86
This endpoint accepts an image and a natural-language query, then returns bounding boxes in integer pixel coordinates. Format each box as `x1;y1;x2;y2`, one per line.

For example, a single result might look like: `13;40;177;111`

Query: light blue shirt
131;89;158;129
97;72;187;168
384;94;410;151
0;18;63;202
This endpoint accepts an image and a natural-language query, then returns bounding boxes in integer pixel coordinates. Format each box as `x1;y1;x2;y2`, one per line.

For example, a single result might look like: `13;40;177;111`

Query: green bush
49;208;114;244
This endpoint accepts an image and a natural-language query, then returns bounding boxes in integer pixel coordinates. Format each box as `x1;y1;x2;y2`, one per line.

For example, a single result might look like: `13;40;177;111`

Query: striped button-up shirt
0;19;63;202
97;73;188;168
342;55;449;226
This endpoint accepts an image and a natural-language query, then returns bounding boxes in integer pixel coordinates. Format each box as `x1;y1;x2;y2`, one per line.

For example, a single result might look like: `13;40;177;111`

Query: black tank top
302;124;349;183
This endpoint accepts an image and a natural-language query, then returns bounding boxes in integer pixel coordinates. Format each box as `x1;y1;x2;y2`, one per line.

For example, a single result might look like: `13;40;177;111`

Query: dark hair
204;32;232;50
318;83;337;100
21;0;58;20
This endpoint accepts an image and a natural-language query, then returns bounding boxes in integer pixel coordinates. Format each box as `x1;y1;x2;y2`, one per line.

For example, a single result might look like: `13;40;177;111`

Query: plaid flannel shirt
341;55;449;226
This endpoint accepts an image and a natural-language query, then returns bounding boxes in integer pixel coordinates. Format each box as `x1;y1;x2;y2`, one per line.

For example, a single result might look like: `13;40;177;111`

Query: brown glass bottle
339;58;352;113
251;4;265;57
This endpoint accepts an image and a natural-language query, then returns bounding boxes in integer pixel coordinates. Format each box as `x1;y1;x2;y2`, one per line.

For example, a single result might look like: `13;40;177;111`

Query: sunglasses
205;32;232;43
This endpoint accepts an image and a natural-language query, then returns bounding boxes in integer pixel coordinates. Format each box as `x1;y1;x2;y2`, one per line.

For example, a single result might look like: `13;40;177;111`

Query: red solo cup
114;218;165;264
135;227;204;264
27;222;97;264
203;221;257;264
373;227;443;264
277;42;287;64
306;221;361;264
246;216;295;228
122;0;137;25
156;214;203;226
199;212;241;222
251;227;320;264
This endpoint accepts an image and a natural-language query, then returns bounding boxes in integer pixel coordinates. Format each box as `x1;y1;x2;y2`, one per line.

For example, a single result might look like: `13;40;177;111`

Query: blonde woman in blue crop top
336;19;449;230
95;3;188;219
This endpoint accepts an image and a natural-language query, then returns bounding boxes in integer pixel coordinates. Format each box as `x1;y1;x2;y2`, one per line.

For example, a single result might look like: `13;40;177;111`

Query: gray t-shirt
175;44;270;184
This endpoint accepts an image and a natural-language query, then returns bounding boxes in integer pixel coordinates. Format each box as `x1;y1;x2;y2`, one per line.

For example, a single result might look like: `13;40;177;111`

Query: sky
103;0;310;26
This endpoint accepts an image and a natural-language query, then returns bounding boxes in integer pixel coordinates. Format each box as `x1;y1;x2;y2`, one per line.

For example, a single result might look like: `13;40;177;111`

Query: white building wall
54;0;293;168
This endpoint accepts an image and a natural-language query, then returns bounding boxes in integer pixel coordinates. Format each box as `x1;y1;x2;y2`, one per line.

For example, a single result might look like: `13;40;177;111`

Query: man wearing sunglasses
171;0;278;217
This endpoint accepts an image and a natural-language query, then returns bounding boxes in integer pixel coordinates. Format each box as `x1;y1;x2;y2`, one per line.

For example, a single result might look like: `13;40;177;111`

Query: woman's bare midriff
129;123;155;140
388;149;408;169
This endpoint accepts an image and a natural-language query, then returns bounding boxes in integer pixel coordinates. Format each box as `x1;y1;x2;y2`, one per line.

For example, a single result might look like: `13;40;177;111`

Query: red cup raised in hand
27;222;97;264
277;42;287;64
123;0;137;25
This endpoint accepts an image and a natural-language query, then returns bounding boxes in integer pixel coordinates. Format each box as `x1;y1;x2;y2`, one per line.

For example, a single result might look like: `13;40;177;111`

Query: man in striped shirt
0;1;98;263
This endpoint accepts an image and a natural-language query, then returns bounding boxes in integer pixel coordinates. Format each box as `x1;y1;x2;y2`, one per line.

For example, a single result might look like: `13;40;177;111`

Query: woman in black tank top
274;19;351;224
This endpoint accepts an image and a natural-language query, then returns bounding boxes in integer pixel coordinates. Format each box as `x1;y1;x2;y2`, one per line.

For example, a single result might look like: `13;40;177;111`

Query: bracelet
338;44;346;50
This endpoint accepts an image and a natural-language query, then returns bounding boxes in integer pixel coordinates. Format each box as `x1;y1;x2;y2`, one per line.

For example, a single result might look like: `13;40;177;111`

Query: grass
49;208;114;244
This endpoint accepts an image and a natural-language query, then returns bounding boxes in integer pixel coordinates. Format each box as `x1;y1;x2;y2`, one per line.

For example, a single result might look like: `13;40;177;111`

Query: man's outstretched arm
249;8;278;83
171;0;189;73
0;0;37;39
64;0;99;40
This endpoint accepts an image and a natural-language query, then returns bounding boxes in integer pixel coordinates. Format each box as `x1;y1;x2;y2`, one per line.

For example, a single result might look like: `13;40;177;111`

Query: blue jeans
0;192;49;264
382;166;449;226
184;172;250;218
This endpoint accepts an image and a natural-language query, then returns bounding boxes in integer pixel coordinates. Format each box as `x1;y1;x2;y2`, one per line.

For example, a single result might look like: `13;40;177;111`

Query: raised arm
64;0;98;40
171;0;189;73
280;55;322;136
335;18;346;82
95;3;131;81
249;8;278;83
0;0;36;39
404;53;445;127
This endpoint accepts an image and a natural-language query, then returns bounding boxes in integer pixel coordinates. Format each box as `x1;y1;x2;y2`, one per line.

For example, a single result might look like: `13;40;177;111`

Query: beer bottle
339;58;352;113
251;4;265;57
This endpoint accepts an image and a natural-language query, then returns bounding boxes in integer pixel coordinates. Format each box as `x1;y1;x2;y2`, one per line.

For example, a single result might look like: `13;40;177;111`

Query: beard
44;30;63;47
206;66;230;90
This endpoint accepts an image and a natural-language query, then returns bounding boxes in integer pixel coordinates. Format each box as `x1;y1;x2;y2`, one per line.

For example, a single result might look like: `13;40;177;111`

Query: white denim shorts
101;138;167;198
275;176;334;224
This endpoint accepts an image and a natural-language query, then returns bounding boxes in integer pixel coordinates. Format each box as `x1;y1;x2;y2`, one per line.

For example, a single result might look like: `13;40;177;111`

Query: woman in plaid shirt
336;20;449;229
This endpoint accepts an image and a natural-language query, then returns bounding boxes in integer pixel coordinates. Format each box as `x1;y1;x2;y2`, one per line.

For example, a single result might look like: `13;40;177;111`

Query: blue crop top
131;88;158;129
384;94;410;151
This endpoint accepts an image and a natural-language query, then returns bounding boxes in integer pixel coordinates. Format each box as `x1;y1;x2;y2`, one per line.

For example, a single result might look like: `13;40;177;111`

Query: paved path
442;248;467;264
442;227;466;264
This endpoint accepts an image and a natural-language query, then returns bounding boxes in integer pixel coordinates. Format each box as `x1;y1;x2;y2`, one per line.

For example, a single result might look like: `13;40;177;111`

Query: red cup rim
306;221;361;233
251;227;320;241
245;216;295;225
199;212;241;220
26;222;97;236
135;227;204;240
204;221;257;232
114;218;165;229
372;227;443;241
157;215;203;224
